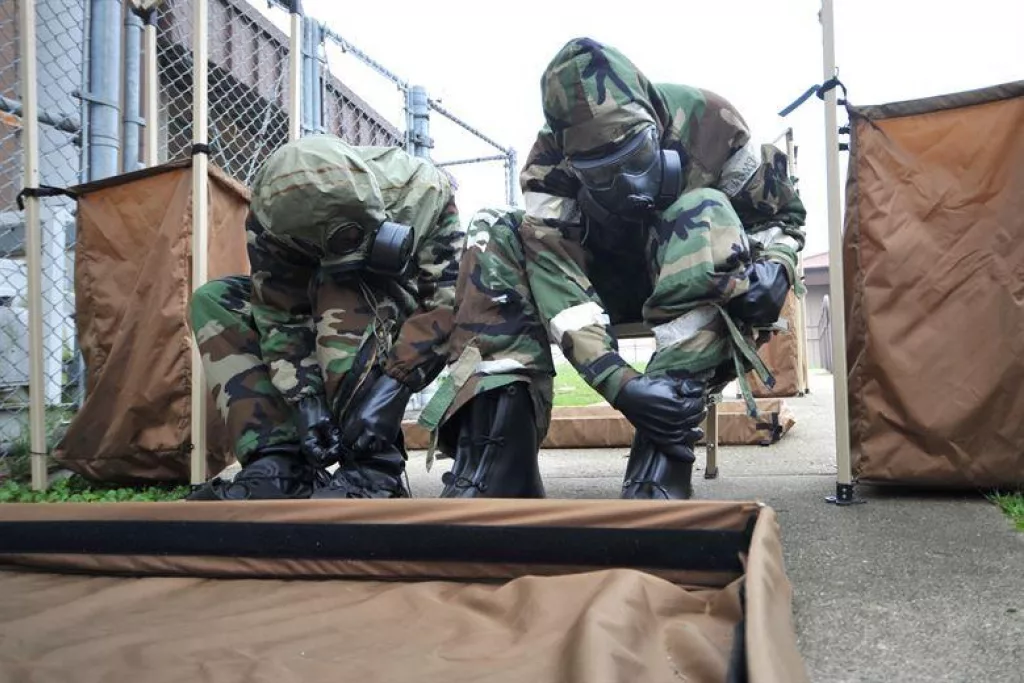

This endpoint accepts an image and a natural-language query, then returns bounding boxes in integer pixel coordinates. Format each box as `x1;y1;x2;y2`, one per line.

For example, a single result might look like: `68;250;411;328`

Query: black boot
620;431;696;500
311;443;411;499
185;446;325;501
440;383;544;498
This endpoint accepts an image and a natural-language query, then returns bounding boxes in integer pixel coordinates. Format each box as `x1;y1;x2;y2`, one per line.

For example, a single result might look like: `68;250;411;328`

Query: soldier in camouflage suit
187;135;463;500
419;37;805;500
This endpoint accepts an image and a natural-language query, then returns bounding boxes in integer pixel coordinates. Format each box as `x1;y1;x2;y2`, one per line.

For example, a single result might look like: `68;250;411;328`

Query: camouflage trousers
419;188;773;457
190;274;394;465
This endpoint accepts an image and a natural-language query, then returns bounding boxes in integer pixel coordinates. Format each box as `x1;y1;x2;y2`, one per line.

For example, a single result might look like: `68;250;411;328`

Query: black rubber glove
612;375;706;446
728;260;791;327
342;373;413;453
295;394;342;467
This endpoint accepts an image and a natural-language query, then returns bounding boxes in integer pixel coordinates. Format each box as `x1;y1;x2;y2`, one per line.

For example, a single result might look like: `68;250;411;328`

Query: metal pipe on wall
122;8;144;172
87;0;123;180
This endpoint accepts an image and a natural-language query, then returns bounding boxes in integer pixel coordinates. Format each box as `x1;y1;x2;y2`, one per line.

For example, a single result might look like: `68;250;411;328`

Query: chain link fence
318;24;405;147
7;0;516;487
0;0;86;471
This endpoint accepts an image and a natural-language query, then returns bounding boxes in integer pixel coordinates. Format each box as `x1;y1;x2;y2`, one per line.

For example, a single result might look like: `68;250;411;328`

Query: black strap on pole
191;143;211;156
16;185;79;210
778;76;848;117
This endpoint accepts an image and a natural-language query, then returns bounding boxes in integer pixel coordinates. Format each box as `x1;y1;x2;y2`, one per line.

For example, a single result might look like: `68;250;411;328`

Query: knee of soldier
662;187;737;219
190;275;252;327
464;207;525;260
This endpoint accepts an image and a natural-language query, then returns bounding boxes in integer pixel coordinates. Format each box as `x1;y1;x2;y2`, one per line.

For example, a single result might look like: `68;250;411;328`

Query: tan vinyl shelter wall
51;160;250;484
0;499;810;683
746;289;802;398
843;81;1024;488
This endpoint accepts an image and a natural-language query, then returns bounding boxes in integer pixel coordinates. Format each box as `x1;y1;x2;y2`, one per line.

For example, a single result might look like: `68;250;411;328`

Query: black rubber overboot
311;444;410;499
185;446;325;501
440;383;544;499
620;431;696;500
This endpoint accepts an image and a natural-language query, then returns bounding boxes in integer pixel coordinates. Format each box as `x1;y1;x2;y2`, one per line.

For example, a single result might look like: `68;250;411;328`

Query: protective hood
250;135;388;260
541;38;667;158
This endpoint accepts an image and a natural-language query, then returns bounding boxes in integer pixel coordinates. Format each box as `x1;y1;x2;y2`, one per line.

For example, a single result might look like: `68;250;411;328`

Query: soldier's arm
518;132;640;404
380;198;465;392
246;213;325;403
695;90;806;286
519;203;641;404
720;139;807;286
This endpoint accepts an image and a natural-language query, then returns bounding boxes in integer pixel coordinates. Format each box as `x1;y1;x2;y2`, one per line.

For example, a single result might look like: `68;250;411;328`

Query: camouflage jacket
519;38;807;403
247;136;463;405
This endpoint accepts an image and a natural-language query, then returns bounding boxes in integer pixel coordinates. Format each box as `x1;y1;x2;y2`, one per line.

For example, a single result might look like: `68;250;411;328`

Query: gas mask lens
568;126;661;191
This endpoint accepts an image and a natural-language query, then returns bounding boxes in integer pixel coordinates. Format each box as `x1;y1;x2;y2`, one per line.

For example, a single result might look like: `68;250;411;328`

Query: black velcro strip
580;352;626;384
0;521;747;573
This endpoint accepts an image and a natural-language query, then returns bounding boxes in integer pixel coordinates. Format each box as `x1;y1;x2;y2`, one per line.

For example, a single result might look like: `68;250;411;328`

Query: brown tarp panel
51;160;250;484
404;399;795;449
0;499;809;683
745;289;802;398
844;80;1024;488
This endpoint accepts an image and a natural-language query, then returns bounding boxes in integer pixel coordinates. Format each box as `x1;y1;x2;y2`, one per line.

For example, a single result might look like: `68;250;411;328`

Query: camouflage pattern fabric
192;136;463;463
421;37;805;448
417;208;555;458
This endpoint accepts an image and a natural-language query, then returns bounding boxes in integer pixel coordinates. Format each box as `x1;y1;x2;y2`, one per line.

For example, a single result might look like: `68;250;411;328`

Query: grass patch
552;362;647;408
991;492;1024;532
0;476;190;503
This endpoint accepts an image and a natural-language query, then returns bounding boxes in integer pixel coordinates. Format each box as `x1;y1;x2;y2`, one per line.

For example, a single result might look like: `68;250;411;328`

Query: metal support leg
819;0;862;506
704;393;720;479
190;0;209;485
20;0;48;491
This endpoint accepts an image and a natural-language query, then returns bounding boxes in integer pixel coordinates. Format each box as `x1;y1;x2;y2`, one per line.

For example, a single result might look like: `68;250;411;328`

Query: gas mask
321;220;415;279
568;125;682;227
366;221;415;276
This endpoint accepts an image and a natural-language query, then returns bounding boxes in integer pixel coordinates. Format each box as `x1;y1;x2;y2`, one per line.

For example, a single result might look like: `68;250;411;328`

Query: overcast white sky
291;0;1022;259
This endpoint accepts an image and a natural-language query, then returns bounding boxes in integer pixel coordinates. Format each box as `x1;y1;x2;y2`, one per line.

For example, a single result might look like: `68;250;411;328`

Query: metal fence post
301;16;322;136
409;85;431;158
86;0;123;181
190;0;210;485
505;149;518;207
19;0;48;491
287;0;302;140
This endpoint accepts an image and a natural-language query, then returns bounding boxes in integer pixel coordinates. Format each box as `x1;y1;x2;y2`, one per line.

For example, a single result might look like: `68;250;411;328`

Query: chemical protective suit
187;135;463;500
419;37;805;500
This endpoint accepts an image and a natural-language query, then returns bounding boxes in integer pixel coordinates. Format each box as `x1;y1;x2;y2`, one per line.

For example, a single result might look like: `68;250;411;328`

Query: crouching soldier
186;135;463;500
418;37;806;500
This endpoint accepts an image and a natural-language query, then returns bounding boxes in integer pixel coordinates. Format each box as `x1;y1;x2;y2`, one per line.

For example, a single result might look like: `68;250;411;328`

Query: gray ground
407;371;1024;683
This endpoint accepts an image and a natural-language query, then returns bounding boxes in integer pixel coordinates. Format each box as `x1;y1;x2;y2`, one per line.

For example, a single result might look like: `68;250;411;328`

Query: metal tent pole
143;9;159;166
20;0;48;491
820;0;857;505
190;0;210;485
